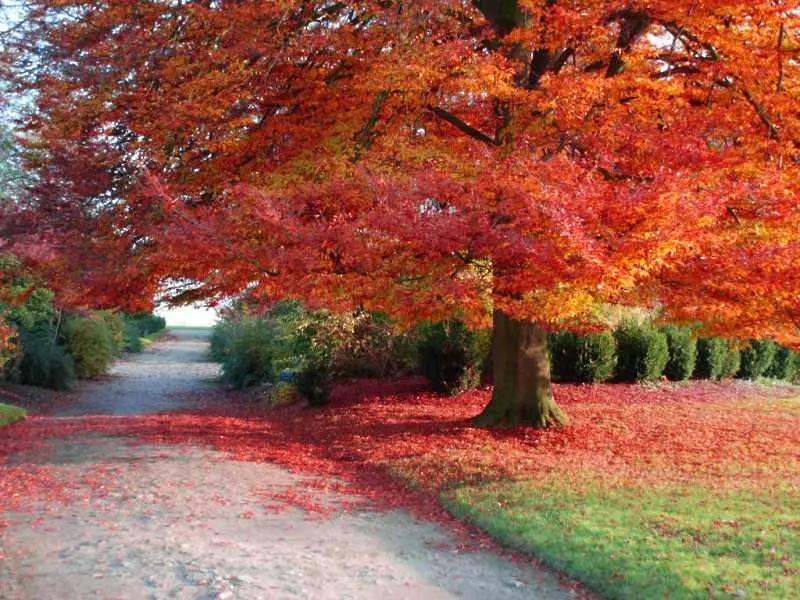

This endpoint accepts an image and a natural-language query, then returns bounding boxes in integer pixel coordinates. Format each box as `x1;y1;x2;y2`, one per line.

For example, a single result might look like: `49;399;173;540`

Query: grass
139;327;171;347
434;393;800;600
0;403;27;428
445;478;799;599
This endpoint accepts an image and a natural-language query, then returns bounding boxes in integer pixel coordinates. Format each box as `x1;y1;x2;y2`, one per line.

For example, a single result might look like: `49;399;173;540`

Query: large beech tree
4;1;800;425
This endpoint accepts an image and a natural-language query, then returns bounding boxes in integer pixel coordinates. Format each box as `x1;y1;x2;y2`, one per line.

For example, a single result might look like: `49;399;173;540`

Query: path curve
0;330;574;600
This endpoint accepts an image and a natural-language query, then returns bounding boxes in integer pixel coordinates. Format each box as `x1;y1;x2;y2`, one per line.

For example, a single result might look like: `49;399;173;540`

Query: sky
155;304;218;328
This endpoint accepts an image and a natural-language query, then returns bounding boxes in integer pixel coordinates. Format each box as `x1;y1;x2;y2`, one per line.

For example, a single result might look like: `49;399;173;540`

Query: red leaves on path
1;377;797;593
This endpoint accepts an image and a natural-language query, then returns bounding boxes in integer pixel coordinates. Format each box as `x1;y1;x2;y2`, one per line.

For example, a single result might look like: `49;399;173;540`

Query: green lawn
445;477;799;599
0;403;27;427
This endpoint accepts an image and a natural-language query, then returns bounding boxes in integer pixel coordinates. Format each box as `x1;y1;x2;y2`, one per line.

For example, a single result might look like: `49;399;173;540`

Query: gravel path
0;330;575;600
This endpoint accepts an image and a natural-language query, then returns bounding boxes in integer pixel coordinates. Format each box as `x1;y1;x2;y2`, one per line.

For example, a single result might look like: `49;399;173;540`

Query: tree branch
428;106;502;146
353;90;389;161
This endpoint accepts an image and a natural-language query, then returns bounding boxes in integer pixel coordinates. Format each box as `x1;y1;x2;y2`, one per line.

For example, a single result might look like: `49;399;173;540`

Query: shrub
219;316;276;389
209;319;236;363
295;351;334;406
97;311;126;355
7;288;56;332
0;321;15;373
298;310;417;380
549;330;616;383
123;318;143;352
766;346;798;381
16;327;75;390
723;345;741;378
61;316;116;379
416;319;491;395
738;340;778;380
264;381;301;406
129;312;166;336
614;321;669;383
661;325;697;382
695;338;728;380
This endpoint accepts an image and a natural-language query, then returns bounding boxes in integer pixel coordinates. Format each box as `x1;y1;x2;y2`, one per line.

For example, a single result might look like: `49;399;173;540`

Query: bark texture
475;310;568;427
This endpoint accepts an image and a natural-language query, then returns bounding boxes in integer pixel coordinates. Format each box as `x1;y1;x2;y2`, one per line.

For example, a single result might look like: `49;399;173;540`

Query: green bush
123;318;143;352
723;344;741;378
416;319;491;395
549;330;616;383
7;288;57;332
661;325;697;382
738;340;777;380
298;309;416;380
129;312;166;336
295;351;334;406
211;301;419;403
62;316;116;379
217;316;277;389
16;327;75;390
765;346;798;381
97;311;126;355
695;338;728;380
614;321;669;383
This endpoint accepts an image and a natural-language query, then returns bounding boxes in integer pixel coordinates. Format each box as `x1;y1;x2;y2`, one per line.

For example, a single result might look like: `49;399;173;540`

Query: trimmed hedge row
550;323;796;385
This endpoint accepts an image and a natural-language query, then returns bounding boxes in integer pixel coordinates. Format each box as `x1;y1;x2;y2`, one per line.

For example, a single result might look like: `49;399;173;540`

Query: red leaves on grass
1;377;796;600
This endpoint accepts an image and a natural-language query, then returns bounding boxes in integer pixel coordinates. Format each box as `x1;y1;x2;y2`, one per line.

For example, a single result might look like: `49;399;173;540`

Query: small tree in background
766;346;798;382
661;325;697;382
695;339;729;380
738;340;778;380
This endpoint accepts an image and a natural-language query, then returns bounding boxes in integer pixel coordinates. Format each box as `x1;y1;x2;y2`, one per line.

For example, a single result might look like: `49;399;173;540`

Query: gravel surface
0;330;575;600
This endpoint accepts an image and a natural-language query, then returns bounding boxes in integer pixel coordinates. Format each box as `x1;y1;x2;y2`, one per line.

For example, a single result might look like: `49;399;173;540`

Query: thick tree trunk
474;309;569;427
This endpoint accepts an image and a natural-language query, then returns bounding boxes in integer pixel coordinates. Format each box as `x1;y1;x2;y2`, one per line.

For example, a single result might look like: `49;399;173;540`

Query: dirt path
0;330;574;600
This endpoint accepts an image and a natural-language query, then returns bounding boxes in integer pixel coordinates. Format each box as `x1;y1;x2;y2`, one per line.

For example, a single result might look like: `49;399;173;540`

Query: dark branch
429;106;501;146
353;90;389;161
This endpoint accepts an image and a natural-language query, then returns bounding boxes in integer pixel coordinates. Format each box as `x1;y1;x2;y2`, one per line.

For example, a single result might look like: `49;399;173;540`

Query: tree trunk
474;309;569;427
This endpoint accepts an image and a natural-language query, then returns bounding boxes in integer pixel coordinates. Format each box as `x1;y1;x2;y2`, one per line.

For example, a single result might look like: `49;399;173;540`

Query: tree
4;1;799;425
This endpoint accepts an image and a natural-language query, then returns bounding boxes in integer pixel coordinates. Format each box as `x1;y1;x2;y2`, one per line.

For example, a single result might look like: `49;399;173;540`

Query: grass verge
444;477;798;599
0;403;28;428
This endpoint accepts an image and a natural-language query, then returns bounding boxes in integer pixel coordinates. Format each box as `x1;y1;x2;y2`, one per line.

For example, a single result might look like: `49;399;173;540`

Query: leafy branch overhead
0;0;797;341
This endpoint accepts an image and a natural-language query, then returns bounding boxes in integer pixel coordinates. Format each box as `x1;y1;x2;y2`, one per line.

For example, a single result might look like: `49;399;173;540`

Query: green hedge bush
62;316;116;379
723;345;741;378
295;352;334;407
123;319;144;352
17;327;76;390
98;311;126;355
661;325;697;381
695;338;741;379
416;319;491;395
738;340;777;380
766;346;798;381
614;321;669;382
129;312;166;336
695;338;728;380
218;316;276;389
549;330;616;383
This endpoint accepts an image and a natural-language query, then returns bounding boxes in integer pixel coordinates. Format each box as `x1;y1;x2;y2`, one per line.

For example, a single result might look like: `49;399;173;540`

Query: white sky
155;304;218;327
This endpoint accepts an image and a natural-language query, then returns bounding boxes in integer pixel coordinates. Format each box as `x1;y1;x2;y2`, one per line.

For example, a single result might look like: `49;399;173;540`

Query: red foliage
4;1;800;341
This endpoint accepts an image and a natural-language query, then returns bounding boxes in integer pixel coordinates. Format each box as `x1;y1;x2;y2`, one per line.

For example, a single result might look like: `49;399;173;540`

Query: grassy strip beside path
0;403;27;427
445;478;798;599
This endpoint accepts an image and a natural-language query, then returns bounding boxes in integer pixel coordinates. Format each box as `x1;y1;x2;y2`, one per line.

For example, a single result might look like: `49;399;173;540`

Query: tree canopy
2;1;799;344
